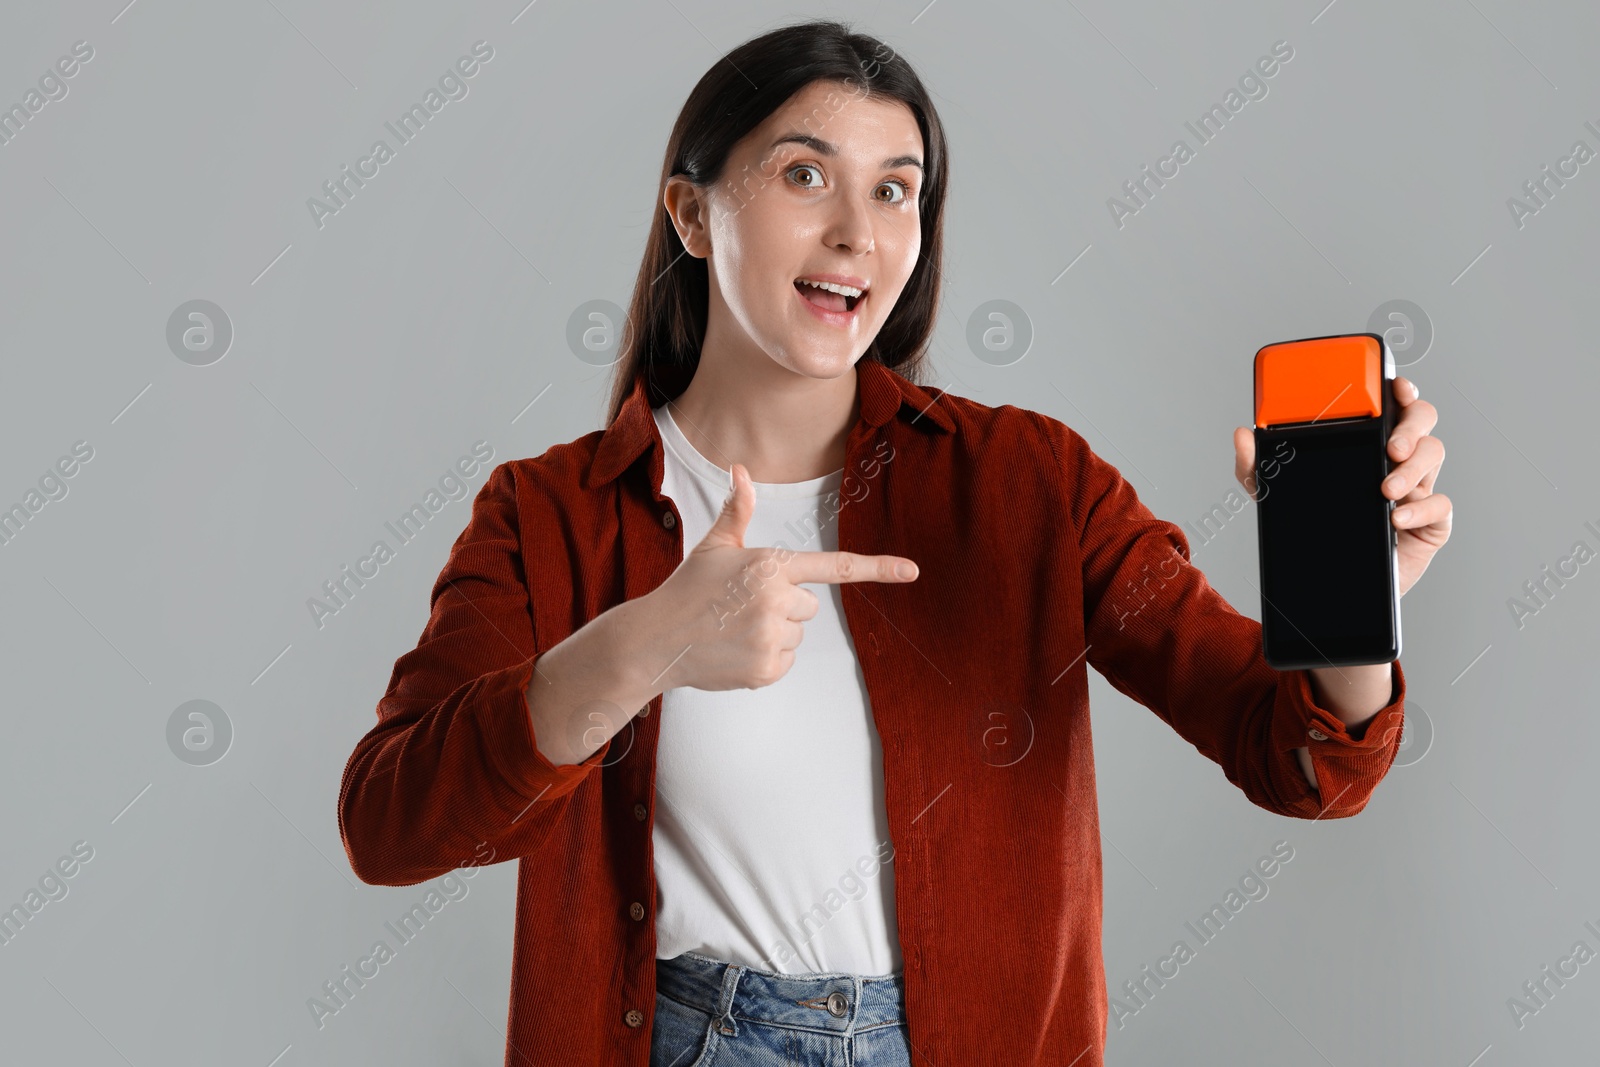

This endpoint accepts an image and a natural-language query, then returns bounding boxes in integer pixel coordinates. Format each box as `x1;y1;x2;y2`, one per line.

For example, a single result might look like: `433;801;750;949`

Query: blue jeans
651;950;912;1066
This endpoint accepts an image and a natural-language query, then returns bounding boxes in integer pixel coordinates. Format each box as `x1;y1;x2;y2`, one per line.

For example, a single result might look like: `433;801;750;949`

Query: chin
777;344;865;380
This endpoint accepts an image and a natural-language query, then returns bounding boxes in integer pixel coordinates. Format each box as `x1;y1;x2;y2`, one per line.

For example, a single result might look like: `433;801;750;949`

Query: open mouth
794;278;865;314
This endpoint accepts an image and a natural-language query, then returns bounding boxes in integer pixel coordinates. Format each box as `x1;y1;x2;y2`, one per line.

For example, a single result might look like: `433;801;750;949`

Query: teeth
797;278;864;298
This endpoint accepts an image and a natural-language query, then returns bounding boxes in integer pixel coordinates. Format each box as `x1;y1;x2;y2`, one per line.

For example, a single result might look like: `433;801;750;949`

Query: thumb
1233;426;1259;500
700;462;754;549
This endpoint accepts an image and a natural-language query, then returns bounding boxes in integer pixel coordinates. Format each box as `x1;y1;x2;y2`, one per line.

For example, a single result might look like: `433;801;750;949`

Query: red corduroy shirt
338;356;1406;1066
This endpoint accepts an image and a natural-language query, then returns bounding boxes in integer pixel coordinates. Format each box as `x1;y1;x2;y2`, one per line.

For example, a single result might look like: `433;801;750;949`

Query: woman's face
665;79;926;379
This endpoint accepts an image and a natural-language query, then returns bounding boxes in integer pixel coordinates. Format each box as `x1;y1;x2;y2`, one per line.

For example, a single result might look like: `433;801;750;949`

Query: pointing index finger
784;549;919;585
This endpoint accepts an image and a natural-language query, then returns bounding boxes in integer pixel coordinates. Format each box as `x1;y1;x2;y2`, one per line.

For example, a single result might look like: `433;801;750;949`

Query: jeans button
826;992;847;1017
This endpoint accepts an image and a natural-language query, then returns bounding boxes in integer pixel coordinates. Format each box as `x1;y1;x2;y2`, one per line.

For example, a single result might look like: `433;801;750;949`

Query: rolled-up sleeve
1284;662;1407;811
337;460;610;887
1033;410;1406;819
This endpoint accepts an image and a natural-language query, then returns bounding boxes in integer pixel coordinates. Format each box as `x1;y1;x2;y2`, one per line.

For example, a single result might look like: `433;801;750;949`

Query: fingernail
897;562;918;579
1394;507;1412;523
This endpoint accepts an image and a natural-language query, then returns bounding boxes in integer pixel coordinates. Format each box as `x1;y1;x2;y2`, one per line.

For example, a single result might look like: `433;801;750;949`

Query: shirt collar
585;357;955;489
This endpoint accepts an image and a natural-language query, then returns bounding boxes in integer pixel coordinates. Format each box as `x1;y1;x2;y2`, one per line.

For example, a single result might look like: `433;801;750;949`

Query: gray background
1;1;1593;1064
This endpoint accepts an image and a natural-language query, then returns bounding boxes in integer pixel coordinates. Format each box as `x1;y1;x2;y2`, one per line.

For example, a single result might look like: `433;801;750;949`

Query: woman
338;19;1451;1067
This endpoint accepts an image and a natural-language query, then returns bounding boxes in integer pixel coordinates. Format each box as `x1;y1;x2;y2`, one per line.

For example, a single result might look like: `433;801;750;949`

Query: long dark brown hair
605;18;951;426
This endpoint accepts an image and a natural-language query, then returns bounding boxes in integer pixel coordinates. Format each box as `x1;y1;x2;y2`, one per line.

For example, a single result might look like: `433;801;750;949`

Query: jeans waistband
655;951;906;1036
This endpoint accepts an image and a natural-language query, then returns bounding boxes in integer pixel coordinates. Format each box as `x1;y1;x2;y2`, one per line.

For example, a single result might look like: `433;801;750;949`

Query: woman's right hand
644;462;920;692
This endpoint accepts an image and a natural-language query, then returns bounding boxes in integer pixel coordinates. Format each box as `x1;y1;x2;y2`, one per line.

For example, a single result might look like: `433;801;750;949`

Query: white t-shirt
649;402;903;978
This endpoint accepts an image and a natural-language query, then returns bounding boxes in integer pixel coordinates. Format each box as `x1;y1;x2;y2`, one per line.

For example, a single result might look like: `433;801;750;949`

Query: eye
874;178;914;205
787;164;824;189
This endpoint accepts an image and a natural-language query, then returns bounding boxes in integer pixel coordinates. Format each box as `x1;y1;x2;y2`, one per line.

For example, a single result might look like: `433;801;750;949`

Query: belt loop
714;963;744;1036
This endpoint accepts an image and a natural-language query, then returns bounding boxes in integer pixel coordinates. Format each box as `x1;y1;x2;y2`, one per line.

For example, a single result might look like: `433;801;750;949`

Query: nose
822;188;876;256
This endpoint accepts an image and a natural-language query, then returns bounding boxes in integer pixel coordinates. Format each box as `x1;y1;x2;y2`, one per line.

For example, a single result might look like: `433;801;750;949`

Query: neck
665;341;859;485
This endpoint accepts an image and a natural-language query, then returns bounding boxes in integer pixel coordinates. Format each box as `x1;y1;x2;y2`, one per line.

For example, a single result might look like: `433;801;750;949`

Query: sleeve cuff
1292;659;1406;752
481;656;614;802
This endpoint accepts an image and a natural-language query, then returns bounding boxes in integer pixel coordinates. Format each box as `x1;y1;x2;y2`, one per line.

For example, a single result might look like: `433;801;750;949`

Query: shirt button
624;1008;644;1028
1308;727;1329;741
633;803;648;821
629;901;645;921
661;510;676;529
826;992;848;1017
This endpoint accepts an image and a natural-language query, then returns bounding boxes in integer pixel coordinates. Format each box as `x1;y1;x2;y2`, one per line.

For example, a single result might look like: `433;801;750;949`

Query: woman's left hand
1232;374;1451;598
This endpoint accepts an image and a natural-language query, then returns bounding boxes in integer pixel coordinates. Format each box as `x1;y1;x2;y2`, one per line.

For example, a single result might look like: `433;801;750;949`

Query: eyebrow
767;133;924;174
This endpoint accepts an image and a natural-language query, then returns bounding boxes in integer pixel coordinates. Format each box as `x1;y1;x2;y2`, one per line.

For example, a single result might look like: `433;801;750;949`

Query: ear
663;176;712;259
